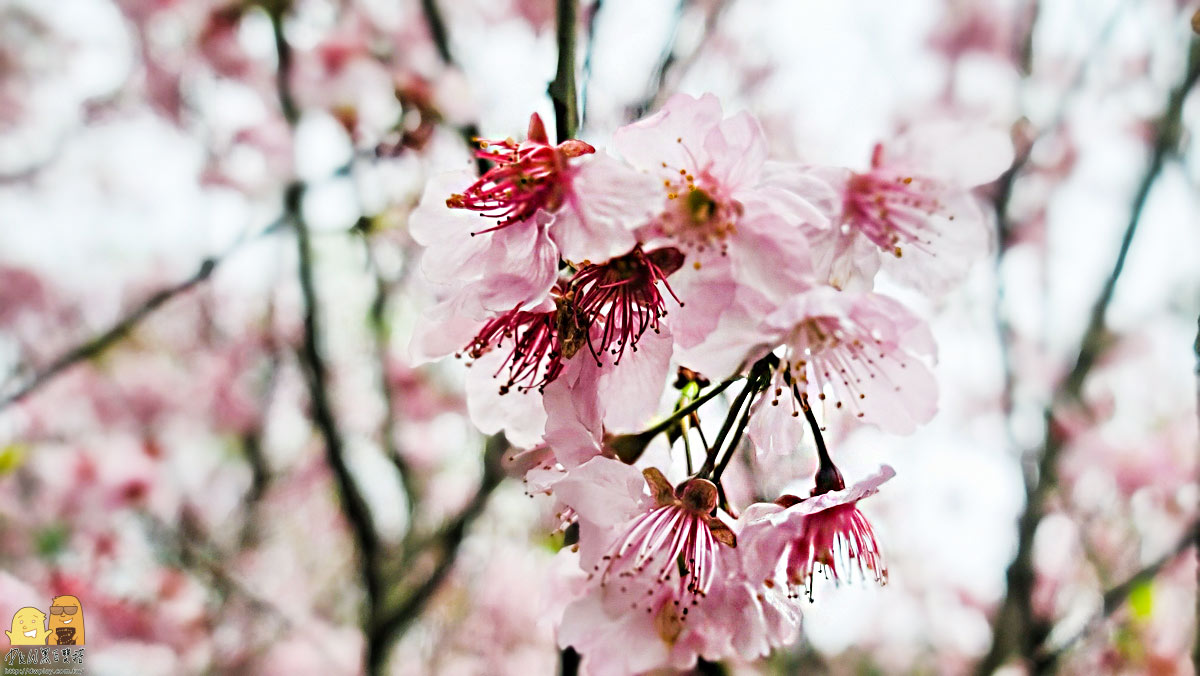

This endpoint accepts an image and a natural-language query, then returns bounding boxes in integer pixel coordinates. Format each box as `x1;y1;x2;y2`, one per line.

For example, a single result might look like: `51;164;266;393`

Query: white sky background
1;0;1198;667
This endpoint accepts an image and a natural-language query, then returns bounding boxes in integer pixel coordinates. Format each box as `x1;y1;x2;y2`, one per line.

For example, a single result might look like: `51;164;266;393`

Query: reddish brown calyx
642;468;736;548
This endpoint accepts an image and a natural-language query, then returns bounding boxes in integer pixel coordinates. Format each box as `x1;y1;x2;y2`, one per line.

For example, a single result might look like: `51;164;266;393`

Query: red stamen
570;247;685;366
446;113;595;233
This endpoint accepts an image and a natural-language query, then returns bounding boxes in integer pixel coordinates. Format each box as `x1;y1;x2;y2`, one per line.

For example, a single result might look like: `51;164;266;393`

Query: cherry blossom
742;465;895;600
807;122;1013;293
762;287;938;434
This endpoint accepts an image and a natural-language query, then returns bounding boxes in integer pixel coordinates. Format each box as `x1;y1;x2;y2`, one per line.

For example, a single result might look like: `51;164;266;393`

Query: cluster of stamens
778;499;888;601
648;153;742;262
781;315;904;420
571;246;684;365
591;469;735;617
844;144;948;257
458;292;586;394
446;113;594;233
463;245;688;394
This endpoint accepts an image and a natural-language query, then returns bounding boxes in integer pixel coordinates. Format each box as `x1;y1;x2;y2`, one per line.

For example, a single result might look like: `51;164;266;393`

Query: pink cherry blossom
742;464;895;599
569;245;684;365
413;113;659;274
612;93;836;304
809;122;1013;294
449;113;596;230
554;458;803;673
762;286;938;434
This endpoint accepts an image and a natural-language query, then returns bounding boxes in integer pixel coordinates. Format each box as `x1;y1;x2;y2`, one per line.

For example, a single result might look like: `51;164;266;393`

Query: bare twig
579;0;604;129
628;0;731;119
548;0;580;141
268;8;393;674
1194;313;1200;672
420;0;453;64
978;36;1200;674
0;257;218;410
364;239;420;514
559;647;582;676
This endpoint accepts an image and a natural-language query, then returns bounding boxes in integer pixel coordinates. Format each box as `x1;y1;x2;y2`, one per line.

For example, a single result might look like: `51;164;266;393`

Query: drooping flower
569;246;684;365
593;468;736;610
554;459;802;674
742;465;895;600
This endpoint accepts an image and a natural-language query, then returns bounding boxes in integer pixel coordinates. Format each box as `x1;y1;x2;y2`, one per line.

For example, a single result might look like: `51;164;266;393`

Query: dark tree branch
1194;312;1200;672
579;0;604;128
548;0;580;142
0;256;219;411
978;36;1200;674
628;0;731;119
559;647;582;676
364;242;419;516
417;0;486;174
268;9;392;674
420;0;453;64
369;434;508;671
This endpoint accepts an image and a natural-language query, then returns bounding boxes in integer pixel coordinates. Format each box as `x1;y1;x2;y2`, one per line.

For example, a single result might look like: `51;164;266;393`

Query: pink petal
464;349;547;449
594;324;674;433
888;121;1014;186
729;210;815;302
612;93;724;174
702;109;767;189
554;152;659;263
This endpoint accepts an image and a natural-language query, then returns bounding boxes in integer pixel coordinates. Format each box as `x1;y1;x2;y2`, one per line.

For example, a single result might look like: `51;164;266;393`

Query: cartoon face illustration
46;596;84;646
5;607;48;645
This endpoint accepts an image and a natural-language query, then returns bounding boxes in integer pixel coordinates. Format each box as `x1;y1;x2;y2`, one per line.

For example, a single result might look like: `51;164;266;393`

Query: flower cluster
411;93;1010;672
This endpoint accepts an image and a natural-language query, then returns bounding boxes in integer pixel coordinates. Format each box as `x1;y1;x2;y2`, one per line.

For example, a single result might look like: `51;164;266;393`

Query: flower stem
548;0;579;141
699;358;770;478
612;375;737;463
796;386;844;495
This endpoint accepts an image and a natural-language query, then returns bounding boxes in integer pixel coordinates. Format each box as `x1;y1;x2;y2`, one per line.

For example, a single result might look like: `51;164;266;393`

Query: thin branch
365;242;419;515
1035;521;1200;670
559;647;582;676
611;374;738;464
0;257;218;410
978;35;1200;674
579;0;603;130
698;372;759;478
628;0;686;119
548;0;580;141
418;0;487;174
420;0;453;64
269;9;391;675
628;0;731;119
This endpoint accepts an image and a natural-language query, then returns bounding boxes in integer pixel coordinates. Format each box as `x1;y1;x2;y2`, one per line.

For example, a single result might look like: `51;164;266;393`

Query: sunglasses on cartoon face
49;606;78;615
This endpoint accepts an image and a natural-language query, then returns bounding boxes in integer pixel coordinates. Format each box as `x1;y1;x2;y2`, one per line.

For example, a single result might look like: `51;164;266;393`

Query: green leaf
0;443;25;474
1129;580;1154;619
35;523;70;559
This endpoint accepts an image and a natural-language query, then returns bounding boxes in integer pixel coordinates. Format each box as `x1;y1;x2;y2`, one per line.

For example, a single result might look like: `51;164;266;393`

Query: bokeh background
1;0;1199;673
